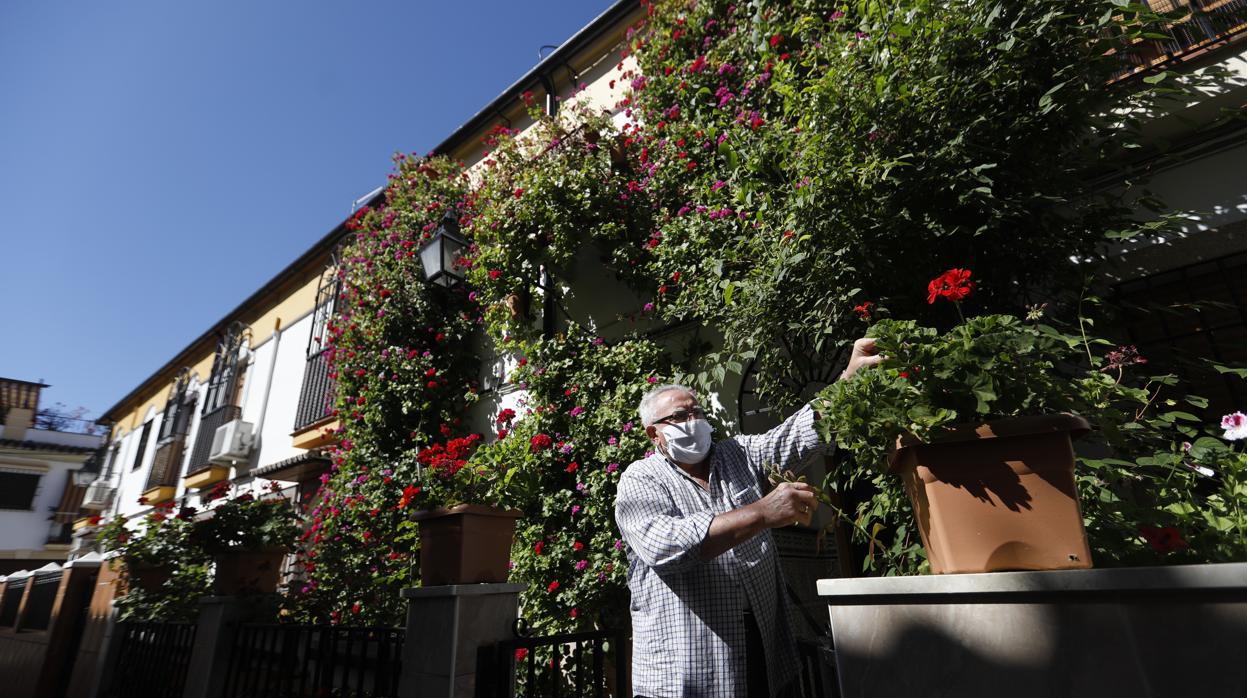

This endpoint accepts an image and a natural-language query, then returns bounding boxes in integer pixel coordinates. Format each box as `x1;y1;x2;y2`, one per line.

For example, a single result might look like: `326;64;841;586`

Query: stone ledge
817;561;1247;602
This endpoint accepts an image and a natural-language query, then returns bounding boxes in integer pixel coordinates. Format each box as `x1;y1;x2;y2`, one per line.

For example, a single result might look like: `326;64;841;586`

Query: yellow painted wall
108;268;325;439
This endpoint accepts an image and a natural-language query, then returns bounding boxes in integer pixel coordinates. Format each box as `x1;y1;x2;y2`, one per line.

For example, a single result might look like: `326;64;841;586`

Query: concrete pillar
181;596;263;698
398;583;525;698
34;554;101;698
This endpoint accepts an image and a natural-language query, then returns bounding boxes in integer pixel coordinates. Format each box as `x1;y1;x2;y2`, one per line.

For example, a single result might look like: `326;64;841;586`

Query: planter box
212;549;285;595
891;414;1092;573
411;505;522;586
817;563;1247;698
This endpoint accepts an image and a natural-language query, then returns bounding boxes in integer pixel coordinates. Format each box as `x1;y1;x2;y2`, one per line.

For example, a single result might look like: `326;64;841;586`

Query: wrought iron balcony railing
1117;0;1247;78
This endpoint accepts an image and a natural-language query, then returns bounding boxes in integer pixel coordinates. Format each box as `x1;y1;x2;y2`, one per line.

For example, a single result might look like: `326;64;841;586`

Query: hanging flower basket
889;414;1093;574
411;504;523;586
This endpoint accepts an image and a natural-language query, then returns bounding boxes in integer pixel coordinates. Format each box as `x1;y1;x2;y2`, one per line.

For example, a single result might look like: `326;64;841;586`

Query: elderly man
614;339;881;698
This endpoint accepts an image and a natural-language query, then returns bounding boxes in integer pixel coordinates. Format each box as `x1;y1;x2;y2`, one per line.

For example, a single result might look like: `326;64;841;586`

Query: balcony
81;480;116;510
185;405;240;480
1116;0;1247;78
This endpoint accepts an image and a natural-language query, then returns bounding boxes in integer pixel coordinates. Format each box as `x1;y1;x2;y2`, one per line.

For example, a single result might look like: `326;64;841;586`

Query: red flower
573;541;584;551
534;540;544;556
927;268;975;304
1139;525;1188;553
351;602;362;614
496;408;516;424
898;371;910;379
513;187;524;198
497;429;509;440
87;515;103;526
137;496;149;505
515;648;529;661
566;462;579;473
570;607;578;618
489;270;501;280
530;434;553;452
547;580;560;593
397;485;420;509
853;301;873;321
770;34;782;47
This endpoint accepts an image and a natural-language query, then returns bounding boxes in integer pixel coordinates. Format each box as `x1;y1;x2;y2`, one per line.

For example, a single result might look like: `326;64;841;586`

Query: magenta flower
570;406;585;418
571;505;581;516
575;560;588;571
606;463;619;474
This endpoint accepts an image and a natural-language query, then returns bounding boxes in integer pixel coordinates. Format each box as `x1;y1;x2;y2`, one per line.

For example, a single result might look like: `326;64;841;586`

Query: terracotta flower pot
411;504;523;586
125;562;172;592
213;548;286;595
889;414;1093;574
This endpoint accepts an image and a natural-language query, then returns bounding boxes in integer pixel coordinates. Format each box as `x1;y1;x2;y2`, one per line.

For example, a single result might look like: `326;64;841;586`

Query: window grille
130;420;153;471
295;263;342;431
158;368;195;443
203;322;249;416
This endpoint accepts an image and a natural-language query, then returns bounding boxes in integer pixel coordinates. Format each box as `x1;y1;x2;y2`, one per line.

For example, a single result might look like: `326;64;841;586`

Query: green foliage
815;308;1247;574
628;0;1203;410
97;502;211;621
499;327;670;635
192;485;302;554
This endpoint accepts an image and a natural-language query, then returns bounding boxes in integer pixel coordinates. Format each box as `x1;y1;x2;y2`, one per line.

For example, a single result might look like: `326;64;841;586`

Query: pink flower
570;406;585;417
571;505;581;516
575;560;588;571
1221;411;1247;441
606;463;619;473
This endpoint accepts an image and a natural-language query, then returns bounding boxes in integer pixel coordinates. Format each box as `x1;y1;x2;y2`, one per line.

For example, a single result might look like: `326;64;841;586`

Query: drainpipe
250;318;283;468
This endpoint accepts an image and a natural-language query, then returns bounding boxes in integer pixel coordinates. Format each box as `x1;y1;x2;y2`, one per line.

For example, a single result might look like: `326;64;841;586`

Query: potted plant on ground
813;270;1109;574
193;481;302;594
401;432;524;586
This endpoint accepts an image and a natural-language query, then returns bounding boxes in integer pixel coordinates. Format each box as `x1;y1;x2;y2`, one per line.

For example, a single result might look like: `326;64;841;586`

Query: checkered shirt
615;405;822;698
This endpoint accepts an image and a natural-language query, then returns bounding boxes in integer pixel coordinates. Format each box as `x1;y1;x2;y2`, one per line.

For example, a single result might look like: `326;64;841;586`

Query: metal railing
477;626;625;698
1116;0;1247;78
186;404;241;476
222;623;404;698
101;622;197;698
146;436;187;489
294;350;337;432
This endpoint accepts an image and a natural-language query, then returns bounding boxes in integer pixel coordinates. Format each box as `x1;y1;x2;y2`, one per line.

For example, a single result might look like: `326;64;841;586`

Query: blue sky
0;0;617;425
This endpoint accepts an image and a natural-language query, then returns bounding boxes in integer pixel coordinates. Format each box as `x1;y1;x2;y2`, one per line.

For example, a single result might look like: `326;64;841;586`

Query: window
295;263;342;431
130;420;152;471
203;321;249;416
158;368;195;442
0;472;40;510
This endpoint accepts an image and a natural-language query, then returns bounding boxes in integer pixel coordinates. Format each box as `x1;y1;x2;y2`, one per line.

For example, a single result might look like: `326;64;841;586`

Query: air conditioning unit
81;481;116;510
209;419;255;465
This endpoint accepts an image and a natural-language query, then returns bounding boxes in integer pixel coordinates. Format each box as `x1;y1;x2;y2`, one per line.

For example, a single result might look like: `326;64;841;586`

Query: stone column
181;596;263;698
397;583;525;698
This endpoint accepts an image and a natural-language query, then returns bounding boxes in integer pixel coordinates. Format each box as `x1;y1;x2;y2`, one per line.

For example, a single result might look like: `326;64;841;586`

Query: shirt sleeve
732;403;824;476
614;466;716;574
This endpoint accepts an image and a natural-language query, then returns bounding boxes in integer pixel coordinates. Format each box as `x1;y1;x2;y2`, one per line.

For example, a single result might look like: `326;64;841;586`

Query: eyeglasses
652;407;706;425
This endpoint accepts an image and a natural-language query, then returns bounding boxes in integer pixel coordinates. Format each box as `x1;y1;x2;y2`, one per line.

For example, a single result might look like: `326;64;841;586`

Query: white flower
1220;411;1247;441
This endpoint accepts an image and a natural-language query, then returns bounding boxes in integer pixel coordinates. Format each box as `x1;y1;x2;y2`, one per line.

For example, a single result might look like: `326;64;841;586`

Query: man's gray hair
638;384;696;427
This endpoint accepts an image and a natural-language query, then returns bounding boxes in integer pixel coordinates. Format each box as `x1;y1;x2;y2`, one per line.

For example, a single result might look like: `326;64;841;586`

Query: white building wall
245;311;316;471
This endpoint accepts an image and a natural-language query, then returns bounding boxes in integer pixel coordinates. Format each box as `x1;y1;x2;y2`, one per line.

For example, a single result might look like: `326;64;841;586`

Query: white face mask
659;418;713;464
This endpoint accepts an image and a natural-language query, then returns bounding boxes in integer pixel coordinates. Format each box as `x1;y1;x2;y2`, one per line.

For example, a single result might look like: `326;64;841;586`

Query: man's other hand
840;337;883;381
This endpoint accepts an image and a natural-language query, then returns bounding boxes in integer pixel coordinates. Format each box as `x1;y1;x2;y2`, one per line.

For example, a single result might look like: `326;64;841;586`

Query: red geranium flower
566;462;579;473
927;268;975;304
1139;525;1188;553
397;485;420;509
496;408;516;424
853;301;873;321
530;434;553;452
547;580;560;593
515;648;529;661
534;540;544;555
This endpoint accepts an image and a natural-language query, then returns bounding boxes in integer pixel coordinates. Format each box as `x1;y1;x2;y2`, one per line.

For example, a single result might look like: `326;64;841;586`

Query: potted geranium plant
193;481;302;594
814;269;1101;574
403;432;524;586
97;500;198;591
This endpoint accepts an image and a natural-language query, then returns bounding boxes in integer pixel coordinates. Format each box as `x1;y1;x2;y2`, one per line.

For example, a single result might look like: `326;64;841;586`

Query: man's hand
756;481;817;528
840;337;883;381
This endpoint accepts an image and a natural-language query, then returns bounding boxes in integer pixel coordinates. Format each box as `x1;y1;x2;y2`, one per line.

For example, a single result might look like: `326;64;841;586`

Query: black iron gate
476;624;625;698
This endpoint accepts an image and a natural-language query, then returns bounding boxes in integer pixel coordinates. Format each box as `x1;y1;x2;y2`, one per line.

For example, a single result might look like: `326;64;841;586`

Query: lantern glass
417;216;468;287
